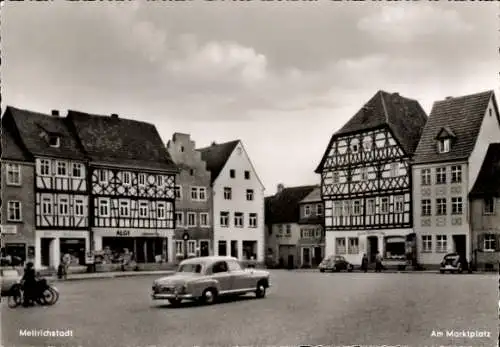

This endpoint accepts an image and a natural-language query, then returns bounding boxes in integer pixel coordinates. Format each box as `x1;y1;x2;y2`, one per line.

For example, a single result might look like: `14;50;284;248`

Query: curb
48;271;175;282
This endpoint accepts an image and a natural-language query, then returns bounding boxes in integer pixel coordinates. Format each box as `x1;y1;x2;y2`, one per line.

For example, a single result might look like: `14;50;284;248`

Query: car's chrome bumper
151;293;194;300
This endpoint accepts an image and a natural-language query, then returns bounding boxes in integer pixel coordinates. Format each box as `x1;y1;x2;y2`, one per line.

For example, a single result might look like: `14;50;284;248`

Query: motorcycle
7;278;60;308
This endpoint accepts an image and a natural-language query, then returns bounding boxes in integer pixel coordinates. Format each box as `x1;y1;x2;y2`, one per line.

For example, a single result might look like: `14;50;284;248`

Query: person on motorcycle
21;262;37;306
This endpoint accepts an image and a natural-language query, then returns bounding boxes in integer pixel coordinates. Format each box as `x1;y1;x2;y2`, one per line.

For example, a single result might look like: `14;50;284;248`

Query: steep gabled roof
197;140;240;183
300;186;321;204
66;110;176;171
470;143;500;198
1;119;31;162
413;90;496;164
265;185;317;224
315;90;428;173
3;106;86;160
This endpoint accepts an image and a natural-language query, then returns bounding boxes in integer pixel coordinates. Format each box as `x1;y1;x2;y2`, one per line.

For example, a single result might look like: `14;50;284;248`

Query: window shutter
496;234;500;251
477;234;485;252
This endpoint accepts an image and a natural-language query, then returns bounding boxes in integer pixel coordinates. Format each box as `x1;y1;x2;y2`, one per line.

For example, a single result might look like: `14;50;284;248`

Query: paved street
2;270;497;347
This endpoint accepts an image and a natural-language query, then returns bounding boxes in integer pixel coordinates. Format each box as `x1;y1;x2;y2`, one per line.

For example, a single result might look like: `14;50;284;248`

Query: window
40;159;51;176
394;196;404;213
220;211;229;227
175;212;184;227
363;137;372;151
189;169;194;176
350;139;359;154
191;187;198;201
175;240;184;256
244;171;250;179
119;200;130;217
7;201;22;221
58;197;69;215
348;238;359;254
438;139;450;153
249;213;257;228
6;164;21;185
157;202;166;219
139;201;148;218
138;173;146;186
390;163;398;177
360;167;368;181
451;165;462;183
484;198;495;215
230;169;235;178
246;189;254;201
234;212;243;228
99;170;108;183
56;161;67;176
333;172;340;184
436;167;446;184
286;224;291;236
484;234;497;251
218;241;227;256
98;199;109;217
49;135;60;148
352;200;362;215
421;200;431;216
451;197;463;215
343;200;351;216
305;205;311;217
316;204;323;216
366;198;375;215
315;228;321;238
157;175;163;187
224;187;232;200
72;163;83;178
175;186;182;199
200;213;209;227
436;235;447;253
42;196;52;215
187;212;196;227
198;187;207;201
421;235;432;252
381;197;389;214
421;169;431;186
436;198;447;215
187;240;196;255
74;198;84;216
122;172;131;185
277;225;284;237
334;201;343;216
335;238;346;254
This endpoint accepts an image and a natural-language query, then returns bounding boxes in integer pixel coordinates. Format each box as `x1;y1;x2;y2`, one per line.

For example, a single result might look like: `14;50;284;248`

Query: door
453;235;467;265
227;259;252;290
287;254;294;269
367;236;378;263
210;261;233;292
41;238;52;267
313;247;322;266
302;247;311;267
200;241;209;257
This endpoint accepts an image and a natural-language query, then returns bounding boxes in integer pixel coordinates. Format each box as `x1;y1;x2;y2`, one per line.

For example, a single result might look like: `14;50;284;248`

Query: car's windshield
177;263;203;273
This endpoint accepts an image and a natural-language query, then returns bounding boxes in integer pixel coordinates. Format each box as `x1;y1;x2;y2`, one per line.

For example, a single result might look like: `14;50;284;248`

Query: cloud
357;6;474;42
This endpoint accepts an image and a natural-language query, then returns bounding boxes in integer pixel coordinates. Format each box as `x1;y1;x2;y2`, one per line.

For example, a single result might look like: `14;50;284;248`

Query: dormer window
438;139;450;153
49;135;60;148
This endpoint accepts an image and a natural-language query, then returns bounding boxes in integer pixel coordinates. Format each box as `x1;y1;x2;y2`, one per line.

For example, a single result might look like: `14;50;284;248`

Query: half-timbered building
67;111;178;265
413;91;500;268
167;133;213;262
3;107;89;269
315;91;428;266
198;140;265;264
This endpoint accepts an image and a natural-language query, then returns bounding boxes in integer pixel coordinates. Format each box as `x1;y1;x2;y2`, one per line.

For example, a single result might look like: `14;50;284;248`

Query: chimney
110;113;119;119
445;96;453;100
51;110;59;117
211;141;217;146
277;183;284;194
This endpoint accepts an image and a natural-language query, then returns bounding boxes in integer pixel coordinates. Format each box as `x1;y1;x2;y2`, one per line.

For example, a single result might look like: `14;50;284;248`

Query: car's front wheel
255;282;266;299
201;288;217;305
168;298;182;307
319;269;325;273
439;270;445;274
347;264;353;272
457;263;463;274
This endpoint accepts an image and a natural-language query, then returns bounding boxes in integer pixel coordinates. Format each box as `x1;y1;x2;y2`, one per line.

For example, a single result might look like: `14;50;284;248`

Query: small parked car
439;253;467;274
1;268;21;296
319;255;354;273
151;256;271;306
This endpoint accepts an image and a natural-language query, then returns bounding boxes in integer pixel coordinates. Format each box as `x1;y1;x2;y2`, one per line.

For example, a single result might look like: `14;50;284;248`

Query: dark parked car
440;253;467;274
318;255;354;273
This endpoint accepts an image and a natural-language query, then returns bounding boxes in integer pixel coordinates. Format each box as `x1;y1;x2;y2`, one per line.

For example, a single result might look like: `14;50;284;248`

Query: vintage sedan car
151;256;271;306
1;268;21;296
439;253;467;274
318;255;354;273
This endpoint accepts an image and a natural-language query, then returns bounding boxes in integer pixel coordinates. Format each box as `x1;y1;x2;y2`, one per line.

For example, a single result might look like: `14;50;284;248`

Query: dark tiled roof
3;106;86;160
470;143;500;197
197;140;240;183
316;90;428;173
413;91;496;164
265;185;317;224
67;110;177;171
1;120;31;161
300;186;321;203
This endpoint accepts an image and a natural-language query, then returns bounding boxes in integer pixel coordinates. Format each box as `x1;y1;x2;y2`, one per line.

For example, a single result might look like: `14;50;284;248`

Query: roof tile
470;143;500;197
265;185;317;224
197;140;240;183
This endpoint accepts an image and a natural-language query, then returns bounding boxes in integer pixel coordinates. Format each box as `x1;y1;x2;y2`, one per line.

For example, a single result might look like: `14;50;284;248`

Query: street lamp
182;231;189;260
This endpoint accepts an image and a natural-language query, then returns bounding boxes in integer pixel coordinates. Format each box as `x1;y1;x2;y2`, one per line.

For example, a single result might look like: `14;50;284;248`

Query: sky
2;1;498;196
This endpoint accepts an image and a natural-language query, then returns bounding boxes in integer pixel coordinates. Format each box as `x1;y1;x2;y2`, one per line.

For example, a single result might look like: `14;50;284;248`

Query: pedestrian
375;252;383;272
62;253;71;278
361;253;368;273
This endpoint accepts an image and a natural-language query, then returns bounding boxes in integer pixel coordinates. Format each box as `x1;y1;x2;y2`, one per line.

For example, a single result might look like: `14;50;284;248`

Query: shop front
93;228;174;264
35;230;90;269
356;229;412;267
